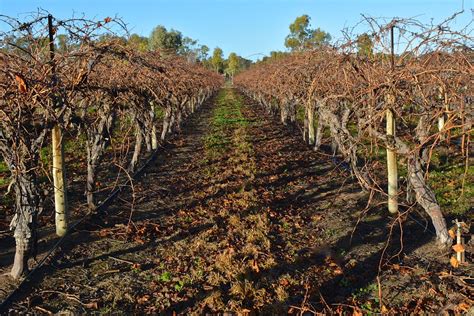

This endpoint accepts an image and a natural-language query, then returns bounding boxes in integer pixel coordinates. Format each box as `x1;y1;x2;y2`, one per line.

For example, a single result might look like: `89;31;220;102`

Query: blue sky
1;0;472;59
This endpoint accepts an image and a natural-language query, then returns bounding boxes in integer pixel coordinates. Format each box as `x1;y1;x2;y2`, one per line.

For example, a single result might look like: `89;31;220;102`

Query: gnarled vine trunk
10;172;40;279
407;153;450;244
129;121;144;173
161;104;172;141
85;105;115;210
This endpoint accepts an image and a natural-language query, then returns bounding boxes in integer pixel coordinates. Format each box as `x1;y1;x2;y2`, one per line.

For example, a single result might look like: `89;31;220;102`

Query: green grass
0;161;8;173
40;145;52;169
203;89;250;160
296;104;305;123
429;161;473;216
154;106;165;120
0;161;9;186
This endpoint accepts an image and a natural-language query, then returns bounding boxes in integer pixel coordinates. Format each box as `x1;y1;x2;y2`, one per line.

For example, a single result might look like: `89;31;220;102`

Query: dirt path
2;89;471;315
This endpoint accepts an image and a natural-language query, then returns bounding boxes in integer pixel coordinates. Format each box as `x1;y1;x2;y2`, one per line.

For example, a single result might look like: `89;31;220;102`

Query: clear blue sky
1;0;472;59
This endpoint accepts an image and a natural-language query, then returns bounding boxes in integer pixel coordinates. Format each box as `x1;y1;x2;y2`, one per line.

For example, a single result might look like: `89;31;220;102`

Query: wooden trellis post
437;86;448;141
307;102;315;145
386;25;398;214
48;14;68;236
385;96;398;214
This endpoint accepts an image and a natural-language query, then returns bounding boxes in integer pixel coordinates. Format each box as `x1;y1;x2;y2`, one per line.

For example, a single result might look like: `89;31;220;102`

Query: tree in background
237;55;252;71
260;51;288;63
179;36;198;61
226;52;239;81
56;34;68;52
197;44;210;62
128;34;149;52
149;25;183;53
284;14;331;51
357;33;373;58
211;47;224;73
98;34;127;45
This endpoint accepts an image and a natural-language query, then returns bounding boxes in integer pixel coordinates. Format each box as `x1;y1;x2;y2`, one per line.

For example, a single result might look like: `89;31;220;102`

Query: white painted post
48;14;68;236
386;94;398;214
52;125;68;236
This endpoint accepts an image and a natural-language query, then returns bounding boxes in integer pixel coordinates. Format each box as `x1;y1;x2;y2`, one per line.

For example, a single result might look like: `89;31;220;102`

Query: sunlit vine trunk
129;111;146;173
314;109;324;151
151;103;159;151
407;154;450;244
161;104;172;141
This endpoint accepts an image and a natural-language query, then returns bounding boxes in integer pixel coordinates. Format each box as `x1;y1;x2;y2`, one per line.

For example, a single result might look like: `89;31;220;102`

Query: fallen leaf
279;278;289;287
137;294;150;304
450;256;459;268
239;308;251;316
381;305;389;313
83;301;98;309
457;302;470;312
251;259;259;273
15;75;27;93
333;267;343;275
132;263;142;270
352;308;363;316
452;243;465;253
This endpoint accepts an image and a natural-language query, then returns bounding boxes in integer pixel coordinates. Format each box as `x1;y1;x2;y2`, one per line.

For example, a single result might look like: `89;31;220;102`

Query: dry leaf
457;302;470;312
104;17;112;23
452;243;465;253
137;294;150;304
239;308;251;316
333;267;343;275
83;301;98;309
132;263;142;270
352;309;363;316
251;259;259;273
279;278;289;287
450;256;459;268
381;305;389;313
448;229;456;239
15;75;27;93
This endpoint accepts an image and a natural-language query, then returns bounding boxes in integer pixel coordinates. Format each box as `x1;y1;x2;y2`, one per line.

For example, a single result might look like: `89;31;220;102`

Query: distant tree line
257;14;374;64
19;23;253;77
128;26;253;77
